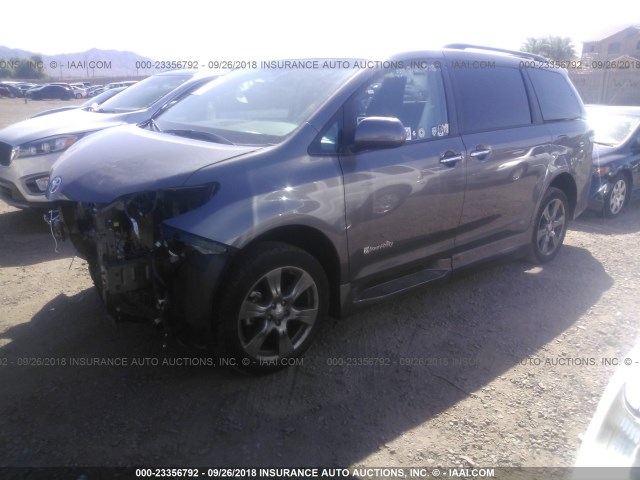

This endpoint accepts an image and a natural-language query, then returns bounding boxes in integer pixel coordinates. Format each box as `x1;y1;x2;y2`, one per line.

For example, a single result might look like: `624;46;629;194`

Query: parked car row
30;86;127;118
0;80;138;100
1;81;69;98
27;84;76;100
85;81;138;97
0;45;636;375
0;83;26;98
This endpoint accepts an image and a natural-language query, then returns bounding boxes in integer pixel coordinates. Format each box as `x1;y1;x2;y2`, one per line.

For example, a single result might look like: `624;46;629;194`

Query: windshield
81;87;125;107
155;66;358;146
97;74;192;113
588;111;640;146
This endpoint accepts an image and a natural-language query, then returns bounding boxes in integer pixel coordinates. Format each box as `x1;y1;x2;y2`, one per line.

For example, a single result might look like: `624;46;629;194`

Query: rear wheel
603;173;629;219
529;187;569;264
215;242;328;374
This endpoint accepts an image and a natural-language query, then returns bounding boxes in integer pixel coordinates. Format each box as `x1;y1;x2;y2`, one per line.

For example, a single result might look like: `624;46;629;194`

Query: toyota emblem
48;176;62;195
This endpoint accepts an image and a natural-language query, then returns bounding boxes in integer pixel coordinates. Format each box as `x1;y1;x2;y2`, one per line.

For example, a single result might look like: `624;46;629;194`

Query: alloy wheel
238;266;319;361
536;198;566;257
608;178;627;216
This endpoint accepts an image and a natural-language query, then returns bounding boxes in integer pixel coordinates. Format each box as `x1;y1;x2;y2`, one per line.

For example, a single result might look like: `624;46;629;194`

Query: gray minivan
47;45;593;372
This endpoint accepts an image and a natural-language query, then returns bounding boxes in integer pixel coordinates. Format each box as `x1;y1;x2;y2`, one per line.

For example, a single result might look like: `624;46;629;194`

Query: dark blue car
587;105;640;218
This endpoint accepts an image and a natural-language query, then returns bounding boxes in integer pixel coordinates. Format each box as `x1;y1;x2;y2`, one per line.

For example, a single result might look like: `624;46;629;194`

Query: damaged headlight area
54;183;231;335
14;134;84;160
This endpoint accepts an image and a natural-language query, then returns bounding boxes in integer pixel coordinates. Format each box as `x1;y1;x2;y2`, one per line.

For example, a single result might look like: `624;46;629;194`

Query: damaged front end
47;184;233;342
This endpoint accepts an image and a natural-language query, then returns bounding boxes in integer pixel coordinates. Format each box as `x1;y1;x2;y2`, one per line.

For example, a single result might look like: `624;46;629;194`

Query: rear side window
527;69;583;121
455;66;531;133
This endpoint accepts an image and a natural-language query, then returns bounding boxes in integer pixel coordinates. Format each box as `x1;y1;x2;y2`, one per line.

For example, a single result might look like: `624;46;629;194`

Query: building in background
581;25;640;61
569;25;640;106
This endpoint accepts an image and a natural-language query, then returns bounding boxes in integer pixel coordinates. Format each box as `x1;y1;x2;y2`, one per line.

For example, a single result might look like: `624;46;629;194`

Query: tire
603;173;629;219
214;241;328;374
75;93;82;99
528;187;569;264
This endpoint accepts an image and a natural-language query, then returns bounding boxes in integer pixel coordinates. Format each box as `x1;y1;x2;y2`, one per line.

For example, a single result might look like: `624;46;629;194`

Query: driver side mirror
354;117;407;152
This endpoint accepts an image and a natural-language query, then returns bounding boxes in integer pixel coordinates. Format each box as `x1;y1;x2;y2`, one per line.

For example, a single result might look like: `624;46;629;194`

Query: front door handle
469;148;491;159
440;152;463;165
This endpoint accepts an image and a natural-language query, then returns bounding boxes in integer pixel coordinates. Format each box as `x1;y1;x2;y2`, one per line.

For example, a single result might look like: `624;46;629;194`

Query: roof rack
443;44;548;63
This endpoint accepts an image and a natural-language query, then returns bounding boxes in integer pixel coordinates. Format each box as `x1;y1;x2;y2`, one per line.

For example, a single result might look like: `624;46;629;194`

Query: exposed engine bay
47;184;230;340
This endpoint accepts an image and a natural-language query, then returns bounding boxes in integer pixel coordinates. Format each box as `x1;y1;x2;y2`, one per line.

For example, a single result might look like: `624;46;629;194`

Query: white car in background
70;86;87;98
105;81;137;90
0;70;218;208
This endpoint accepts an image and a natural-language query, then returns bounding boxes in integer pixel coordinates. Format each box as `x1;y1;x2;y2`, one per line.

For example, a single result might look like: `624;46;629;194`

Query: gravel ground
0;198;638;470
0;100;639;471
0;97;84;126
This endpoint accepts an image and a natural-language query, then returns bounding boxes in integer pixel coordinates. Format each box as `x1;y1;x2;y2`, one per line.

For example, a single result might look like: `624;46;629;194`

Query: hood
31;106;81;118
48;124;261;203
0;108;129;145
592;143;627;166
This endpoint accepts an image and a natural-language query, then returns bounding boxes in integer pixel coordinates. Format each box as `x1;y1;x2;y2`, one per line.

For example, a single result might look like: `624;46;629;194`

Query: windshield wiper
164;129;235;145
142;117;161;132
594;141;616;147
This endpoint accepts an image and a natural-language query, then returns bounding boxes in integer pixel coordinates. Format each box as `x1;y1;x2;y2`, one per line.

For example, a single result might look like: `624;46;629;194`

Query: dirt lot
0;97;84;126
0;99;639;470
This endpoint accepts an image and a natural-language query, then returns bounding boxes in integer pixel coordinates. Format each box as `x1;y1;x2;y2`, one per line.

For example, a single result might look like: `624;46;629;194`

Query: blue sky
1;0;638;60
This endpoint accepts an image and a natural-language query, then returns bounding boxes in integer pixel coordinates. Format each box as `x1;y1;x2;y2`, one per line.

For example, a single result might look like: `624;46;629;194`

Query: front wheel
603;174;629;219
215;242;328;374
529;187;569;264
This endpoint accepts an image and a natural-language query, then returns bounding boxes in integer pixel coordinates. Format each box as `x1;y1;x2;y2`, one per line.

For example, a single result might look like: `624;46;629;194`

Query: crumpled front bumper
588;176;611;211
47;202;236;343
